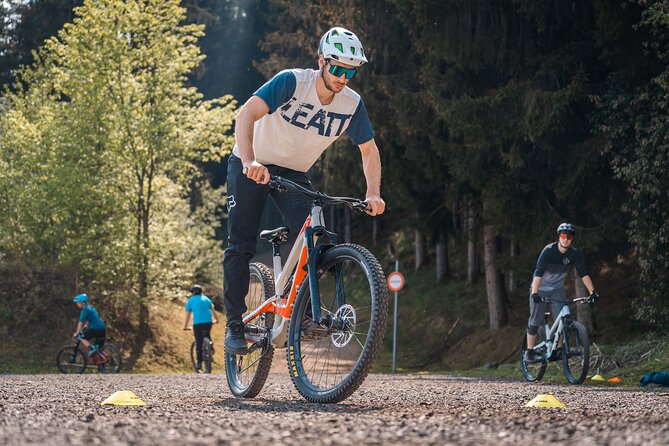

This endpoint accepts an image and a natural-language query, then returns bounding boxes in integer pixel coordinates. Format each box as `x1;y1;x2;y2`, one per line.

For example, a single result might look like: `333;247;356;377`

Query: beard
320;66;343;93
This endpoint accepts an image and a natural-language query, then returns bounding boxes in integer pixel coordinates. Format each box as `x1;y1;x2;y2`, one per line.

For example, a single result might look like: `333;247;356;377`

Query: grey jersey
533;242;588;292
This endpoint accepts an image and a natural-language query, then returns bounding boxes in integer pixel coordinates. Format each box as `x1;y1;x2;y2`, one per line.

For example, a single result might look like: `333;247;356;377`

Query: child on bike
525;223;600;363
72;293;107;365
183;285;219;373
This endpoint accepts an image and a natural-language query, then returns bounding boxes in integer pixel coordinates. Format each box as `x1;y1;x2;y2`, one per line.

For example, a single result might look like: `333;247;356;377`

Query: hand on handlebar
242;161;269;184
588;291;600;304
531;293;542;303
364;195;385;216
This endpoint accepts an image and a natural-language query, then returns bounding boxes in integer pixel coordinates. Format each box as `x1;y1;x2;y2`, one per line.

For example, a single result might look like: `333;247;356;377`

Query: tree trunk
509;237;517;293
414;212;425;271
436;239;449;283
575;275;594;333
483;203;508;330
467;201;479;285
452;199;459;235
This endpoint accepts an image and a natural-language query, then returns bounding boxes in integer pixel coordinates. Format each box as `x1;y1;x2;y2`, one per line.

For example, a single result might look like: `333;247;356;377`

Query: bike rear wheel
225;262;275;398
562;320;589;384
98;343;122;374
520;330;547;382
56;345;87;374
287;243;388;403
202;337;213;374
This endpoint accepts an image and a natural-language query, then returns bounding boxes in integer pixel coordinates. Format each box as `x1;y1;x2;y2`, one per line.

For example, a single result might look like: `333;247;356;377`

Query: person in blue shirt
72;293;107;364
183;284;219;372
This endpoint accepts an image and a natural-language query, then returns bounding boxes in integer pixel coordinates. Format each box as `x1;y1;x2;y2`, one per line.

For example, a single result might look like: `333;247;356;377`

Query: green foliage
596;1;669;324
0;0;235;310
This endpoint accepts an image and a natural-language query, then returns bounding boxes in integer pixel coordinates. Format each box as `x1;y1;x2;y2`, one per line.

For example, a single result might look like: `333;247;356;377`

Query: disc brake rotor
331;304;356;347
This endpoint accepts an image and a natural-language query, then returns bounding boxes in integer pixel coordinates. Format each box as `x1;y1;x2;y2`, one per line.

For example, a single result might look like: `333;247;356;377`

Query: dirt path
1;373;668;445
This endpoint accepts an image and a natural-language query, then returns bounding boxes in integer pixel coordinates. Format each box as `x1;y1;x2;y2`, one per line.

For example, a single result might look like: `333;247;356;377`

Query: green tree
0;0;235;338
596;1;669;324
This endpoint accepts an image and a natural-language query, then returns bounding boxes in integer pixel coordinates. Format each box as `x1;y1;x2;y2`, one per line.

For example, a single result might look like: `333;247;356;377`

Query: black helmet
556;222;575;236
189;284;203;295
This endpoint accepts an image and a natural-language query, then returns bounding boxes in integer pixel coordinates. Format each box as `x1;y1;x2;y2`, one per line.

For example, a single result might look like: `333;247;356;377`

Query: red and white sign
387;272;405;292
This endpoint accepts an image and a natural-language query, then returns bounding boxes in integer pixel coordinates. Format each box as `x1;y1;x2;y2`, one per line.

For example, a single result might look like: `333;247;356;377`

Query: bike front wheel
520;330;547;382
56;344;87;374
287;243;388;403
98;343;122;374
190;341;198;372
562;320;589;384
225;262;275;398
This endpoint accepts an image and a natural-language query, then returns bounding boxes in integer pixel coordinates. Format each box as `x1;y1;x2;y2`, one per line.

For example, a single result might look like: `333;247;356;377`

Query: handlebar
268;175;369;213
538;296;593;304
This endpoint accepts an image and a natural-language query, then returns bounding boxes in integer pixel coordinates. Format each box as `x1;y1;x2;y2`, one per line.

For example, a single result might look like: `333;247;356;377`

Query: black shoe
548;348;562;362
225;320;248;354
524;349;543;363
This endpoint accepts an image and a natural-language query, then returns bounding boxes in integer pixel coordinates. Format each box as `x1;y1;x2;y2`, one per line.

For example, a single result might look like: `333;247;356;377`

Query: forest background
1;0;668;373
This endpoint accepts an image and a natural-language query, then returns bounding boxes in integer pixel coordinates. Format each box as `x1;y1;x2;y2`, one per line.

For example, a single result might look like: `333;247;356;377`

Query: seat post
272;243;283;286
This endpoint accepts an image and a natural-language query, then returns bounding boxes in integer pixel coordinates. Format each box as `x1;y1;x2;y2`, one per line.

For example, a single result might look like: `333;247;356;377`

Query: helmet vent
332;30;339;37
334;42;344;53
350;47;356;55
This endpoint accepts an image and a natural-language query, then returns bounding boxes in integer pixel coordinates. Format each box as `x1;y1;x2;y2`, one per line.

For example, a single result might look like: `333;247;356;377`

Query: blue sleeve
79;307;88;323
253;70;297;113
533;247;550;277
185;299;192;312
346;99;375;145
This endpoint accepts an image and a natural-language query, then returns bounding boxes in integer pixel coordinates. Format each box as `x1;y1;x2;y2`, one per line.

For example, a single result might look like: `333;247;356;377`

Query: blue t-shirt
79;305;106;330
185;294;213;325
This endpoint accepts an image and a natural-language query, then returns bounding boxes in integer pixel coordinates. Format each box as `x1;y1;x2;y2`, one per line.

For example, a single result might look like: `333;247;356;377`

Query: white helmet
318;27;368;67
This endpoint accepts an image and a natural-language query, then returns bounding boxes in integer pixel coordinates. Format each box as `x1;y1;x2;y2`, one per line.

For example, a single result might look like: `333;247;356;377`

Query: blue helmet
73;293;89;303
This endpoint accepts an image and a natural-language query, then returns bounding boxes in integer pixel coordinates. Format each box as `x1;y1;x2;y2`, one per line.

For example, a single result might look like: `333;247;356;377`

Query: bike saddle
260;227;289;244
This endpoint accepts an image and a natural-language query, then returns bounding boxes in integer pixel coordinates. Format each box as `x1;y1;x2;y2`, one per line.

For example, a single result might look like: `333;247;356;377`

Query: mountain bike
520;296;595;384
224;175;389;403
56;331;122;374
187;326;215;373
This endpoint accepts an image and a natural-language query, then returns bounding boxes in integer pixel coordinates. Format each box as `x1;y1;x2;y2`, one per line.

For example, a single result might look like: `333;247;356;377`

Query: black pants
193;323;212;364
82;329;106;348
223;154;312;321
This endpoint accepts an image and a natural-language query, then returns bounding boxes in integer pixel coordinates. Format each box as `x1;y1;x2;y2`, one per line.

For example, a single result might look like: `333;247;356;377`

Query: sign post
387;263;405;374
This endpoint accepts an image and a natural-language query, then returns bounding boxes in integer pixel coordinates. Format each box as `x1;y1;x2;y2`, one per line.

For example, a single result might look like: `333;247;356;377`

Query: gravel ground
1;372;668;445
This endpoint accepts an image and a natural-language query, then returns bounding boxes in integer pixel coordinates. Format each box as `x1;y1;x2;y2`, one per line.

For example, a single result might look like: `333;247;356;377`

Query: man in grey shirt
525;223;599;362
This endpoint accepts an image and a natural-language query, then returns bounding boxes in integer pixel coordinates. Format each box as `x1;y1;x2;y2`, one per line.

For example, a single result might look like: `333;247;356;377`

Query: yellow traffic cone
525;394;565;408
100;390;146;406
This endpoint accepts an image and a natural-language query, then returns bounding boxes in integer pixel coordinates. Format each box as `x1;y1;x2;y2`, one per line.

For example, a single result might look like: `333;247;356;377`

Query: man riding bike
223;27;386;354
72;293;107;365
525;223;600;363
183;284;219;373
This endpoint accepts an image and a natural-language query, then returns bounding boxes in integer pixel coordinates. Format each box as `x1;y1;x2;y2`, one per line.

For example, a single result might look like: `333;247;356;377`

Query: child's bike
56;332;122;374
225;175;389;403
187;326;215;373
520;296;595;384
